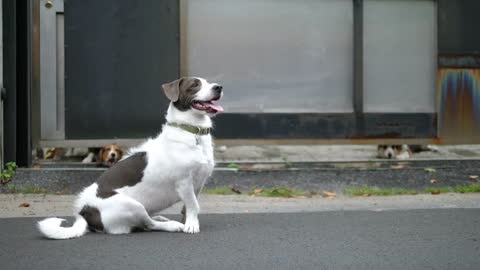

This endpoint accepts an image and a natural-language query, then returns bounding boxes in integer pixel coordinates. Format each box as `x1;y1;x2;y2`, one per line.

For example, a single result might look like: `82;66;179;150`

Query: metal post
0;0;4;169
3;0;16;165
353;0;364;114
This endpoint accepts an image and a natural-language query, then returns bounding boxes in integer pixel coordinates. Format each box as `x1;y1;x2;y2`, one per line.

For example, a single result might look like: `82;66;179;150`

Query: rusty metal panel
438;68;480;142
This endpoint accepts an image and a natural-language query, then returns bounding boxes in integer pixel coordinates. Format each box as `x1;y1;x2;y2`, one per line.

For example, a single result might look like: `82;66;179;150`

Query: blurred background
1;0;480;168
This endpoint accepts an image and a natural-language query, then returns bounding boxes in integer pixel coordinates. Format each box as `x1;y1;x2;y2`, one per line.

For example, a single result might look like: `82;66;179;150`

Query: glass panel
364;0;436;113
181;0;353;113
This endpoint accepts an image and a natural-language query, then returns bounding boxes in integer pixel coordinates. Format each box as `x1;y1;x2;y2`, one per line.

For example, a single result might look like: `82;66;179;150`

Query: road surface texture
1;193;480;217
1;209;479;270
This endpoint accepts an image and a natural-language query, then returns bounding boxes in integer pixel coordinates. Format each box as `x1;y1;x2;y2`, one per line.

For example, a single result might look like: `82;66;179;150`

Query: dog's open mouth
192;97;224;113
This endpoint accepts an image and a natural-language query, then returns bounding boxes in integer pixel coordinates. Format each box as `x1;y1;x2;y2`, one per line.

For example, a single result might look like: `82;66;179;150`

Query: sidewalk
214;144;480;163
2;193;480;218
5;144;480;196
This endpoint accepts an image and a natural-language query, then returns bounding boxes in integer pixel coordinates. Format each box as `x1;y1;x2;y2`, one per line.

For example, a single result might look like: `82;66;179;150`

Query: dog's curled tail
37;215;88;240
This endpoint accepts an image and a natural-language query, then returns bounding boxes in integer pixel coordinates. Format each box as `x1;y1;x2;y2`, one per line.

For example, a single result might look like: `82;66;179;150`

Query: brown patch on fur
162;77;202;111
96;152;147;198
79;206;104;232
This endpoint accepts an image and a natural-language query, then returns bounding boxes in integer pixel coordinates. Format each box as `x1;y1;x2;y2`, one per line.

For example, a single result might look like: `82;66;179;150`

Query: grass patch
227;163;240;169
347;184;480;196
202;186;239;195
203;186;306;198
251;187;304;198
344;186;418;196
453;184;480;193
6;184;49;194
424;186;452;194
1;162;17;185
426;184;480;194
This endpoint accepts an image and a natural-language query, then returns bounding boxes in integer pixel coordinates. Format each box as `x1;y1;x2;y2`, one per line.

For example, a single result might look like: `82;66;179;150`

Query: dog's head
98;144;123;167
162;77;223;116
377;144;409;159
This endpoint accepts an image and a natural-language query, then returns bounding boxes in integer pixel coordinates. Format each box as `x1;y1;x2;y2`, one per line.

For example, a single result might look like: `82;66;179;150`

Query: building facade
2;0;480;167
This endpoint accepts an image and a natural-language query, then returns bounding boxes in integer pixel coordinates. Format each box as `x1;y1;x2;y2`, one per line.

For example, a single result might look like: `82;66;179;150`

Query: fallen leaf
322;191;336;198
424;168;436;173
469;175;479;180
430;190;441;195
230;187;242;194
32;164;42;169
391;164;406;169
19;202;30;207
430;179;438;184
253;188;263;194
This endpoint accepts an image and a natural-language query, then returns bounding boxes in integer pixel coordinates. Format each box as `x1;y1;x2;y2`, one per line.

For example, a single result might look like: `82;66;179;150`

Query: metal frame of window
211;0;437;139
28;0;441;151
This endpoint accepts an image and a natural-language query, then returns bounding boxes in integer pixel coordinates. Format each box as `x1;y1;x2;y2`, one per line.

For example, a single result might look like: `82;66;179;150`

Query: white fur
377;145;412;160
37;216;87;240
82;152;95;163
38;77;220;239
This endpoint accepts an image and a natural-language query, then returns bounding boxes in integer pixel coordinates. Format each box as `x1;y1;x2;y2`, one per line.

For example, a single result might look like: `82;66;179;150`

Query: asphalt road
1;210;479;270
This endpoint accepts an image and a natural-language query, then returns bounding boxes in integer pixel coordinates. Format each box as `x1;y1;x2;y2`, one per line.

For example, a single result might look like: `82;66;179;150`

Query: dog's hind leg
101;195;184;234
151;215;170;222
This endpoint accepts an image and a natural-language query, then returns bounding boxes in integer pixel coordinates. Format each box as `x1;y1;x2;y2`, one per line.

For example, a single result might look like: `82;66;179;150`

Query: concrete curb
2;193;480;218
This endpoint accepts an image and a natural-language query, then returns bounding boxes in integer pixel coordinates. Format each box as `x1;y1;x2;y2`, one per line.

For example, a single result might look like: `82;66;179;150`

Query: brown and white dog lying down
81;144;124;167
38;144;123;167
377;144;439;160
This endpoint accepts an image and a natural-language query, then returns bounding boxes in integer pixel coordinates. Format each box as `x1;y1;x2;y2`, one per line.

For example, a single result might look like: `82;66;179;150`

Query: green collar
167;122;211;135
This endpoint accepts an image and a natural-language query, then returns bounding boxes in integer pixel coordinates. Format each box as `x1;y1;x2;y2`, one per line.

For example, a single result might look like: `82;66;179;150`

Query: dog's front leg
175;181;200;234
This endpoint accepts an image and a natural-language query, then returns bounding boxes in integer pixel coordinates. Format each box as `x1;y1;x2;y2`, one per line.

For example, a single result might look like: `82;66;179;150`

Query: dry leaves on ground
391;164;407;169
230;187;242;194
19;202;30;207
252;188;263;195
322;191;336;198
430;190;441;195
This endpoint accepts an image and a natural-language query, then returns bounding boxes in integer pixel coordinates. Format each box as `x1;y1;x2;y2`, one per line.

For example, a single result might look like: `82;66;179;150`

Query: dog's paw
164;220;185;232
184;219;200;234
151;215;170;222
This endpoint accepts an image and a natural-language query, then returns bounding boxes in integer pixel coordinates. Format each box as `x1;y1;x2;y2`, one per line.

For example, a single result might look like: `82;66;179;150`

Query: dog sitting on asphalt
38;77;223;239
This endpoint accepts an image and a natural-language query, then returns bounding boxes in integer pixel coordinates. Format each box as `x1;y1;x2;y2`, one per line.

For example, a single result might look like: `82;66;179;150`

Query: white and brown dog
81;144;124;167
38;77;223;239
377;144;439;160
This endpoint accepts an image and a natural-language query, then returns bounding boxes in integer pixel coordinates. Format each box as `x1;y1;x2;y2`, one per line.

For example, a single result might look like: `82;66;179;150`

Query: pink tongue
205;103;224;112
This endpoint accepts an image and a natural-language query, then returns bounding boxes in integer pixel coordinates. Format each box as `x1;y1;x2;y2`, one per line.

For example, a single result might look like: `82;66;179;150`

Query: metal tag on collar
195;135;201;145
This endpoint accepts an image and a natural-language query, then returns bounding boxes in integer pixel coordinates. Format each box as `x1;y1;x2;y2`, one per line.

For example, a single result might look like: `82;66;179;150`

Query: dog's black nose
212;85;223;95
111;153;116;158
387;153;392;158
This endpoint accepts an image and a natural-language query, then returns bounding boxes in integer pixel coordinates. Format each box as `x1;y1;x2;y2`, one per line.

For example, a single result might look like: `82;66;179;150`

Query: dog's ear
96;148;105;165
117;147;123;159
162;78;183;102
